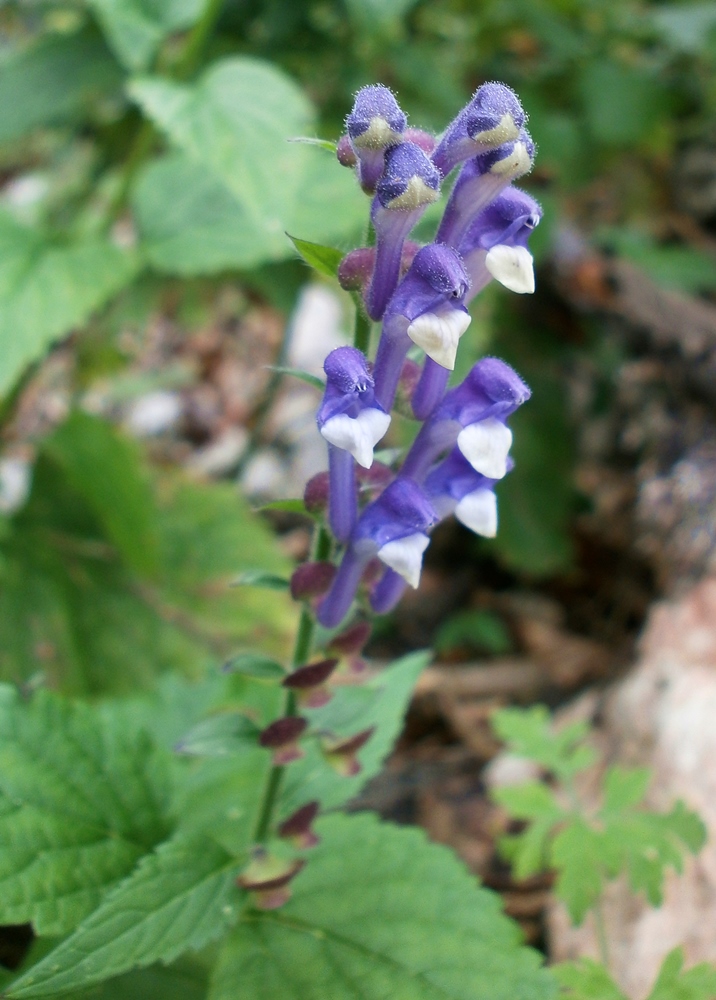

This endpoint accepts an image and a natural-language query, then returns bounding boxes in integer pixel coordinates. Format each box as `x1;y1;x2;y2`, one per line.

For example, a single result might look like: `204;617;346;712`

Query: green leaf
231;570;290;590
652;4;716;54
279;650;430;815
601;767;650;815
175;711;259;756
491;705;595;781
288;136;338;152
0;685;172;936
7;833;242;998
268;365;326;390
256;498;313;516
553;959;627;999
210;813;556;1000
435;609;512;655
288;235;344;278
551;819;605;925
493;781;562;821
88;0;205;71
0;27;121;143
80;957;209;1000
648;948;716;1000
223;652;286;680
43;412;159;576
0;214;139;398
579;60;670;146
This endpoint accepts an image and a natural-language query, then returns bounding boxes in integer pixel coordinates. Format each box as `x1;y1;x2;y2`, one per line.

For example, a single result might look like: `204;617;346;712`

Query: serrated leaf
0;215;140;398
88;0;205;71
279;650;430;816
268;366;326;390
648;947;716;1000
553;959;627;999
601;767;650;815
0;685;172;936
175;711;259;756
222;652;286;680
287;235;343;278
0;27;121;143
551;819;605;924
210;813;557;1000
491;705;594;780
6;834;242;998
493;781;562;821
498;818;557;881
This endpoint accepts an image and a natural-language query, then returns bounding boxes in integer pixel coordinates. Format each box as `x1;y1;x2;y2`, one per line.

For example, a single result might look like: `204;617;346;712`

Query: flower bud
404;127;436;155
282;658;338;708
321;728;375;776
290;561;336;601
278;801;321;849
336;134;358;167
338;247;375;291
304;471;330;515
259;716;308;765
238;849;305;910
327;621;372;657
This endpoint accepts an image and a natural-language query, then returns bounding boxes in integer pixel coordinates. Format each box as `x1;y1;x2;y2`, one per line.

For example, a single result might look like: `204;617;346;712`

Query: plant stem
353;296;372;355
172;0;226;80
252;524;331;843
592;894;610;969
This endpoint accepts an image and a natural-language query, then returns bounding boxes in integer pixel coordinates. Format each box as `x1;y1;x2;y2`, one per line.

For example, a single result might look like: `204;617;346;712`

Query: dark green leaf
287;235;344;278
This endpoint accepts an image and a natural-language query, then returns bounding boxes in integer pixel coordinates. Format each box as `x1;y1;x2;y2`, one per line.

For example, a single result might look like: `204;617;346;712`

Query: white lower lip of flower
377;533;430;589
320;409;391;469
485;245;535;294
384;176;439;211
352;117;403;149
455;489;498;537
489;141;532;178
457;419;513;479
472;113;519;148
407;309;472;370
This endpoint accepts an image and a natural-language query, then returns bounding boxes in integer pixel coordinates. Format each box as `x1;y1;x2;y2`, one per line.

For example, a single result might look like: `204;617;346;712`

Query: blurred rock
124;390;183;437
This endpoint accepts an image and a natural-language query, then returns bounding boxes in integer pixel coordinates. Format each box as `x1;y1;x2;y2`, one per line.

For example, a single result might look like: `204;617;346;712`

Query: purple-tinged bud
328;620;372;656
282;658;338;708
338;247;375;291
393;358;421;418
366;143;441;321
432;82;526;178
346;85;408;193
436;129;535;251
461;187;542;301
357;460;393;490
259;716;308;765
238;849;305;910
304;471;329;515
373;244;471;412
336;134;358;167
404;127;437;156
278;801;321;849
321;727;375;776
290;561;336;601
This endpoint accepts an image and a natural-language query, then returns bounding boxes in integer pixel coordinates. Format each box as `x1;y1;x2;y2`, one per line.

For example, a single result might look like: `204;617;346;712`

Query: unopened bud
338;247;375;291
278;801;321;849
336;134;358;167
357;460;393;490
290;561;336;601
259;716;308;765
282;658;338;708
304;471;330;515
238;849;305;910
328;620;372;656
321;728;375;776
393;358;421;418
404;127;436;155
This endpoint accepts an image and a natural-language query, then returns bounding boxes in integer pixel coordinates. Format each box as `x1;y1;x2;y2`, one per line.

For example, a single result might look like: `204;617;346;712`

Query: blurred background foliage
0;0;715;690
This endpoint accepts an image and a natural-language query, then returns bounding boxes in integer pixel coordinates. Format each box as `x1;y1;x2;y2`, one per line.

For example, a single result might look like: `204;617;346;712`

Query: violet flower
372;243;471;414
432;82;526;179
436;129;535;251
317;478;438;628
424;448;511;538
345;85;407;194
317;346;390;543
401;356;530;483
366;142;441;321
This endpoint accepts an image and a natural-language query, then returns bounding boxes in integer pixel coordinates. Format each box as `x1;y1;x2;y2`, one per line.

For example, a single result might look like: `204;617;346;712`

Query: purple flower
317;347;390;543
432;82;526;178
424;448;510;537
461;186;542;301
345;85;407;193
436;129;535;251
316;478;438;628
372;243;470;414
366;143;441;321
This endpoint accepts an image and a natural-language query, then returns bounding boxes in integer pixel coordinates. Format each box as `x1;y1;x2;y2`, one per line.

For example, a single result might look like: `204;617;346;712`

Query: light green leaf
0;28;121;143
0;685;172;936
278;650;430;816
269;365;326;390
551;819;605;925
288;235;344;278
0;213;139;398
256;498;313;516
493;781;563;821
210;813;557;1000
601;767;650;815
175;711;259;756
88;0;205;71
553;958;627;999
6;833;242;998
648;947;716;1000
652;3;716;54
231;570;290;590
491;705;595;780
223;652;286;681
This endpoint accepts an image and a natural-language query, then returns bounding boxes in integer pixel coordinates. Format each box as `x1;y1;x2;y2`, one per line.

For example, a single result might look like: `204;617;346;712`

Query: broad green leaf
0;213;139;398
231;570;290;590
648;947;716;1000
0;28;121;143
7;833;242;998
43;412;159;576
88;0;205;71
553;959;627;999
175;711;259;756
551;819;605;924
210;813;557;1000
81;957;209;1000
0;685;172;936
279;650;430;816
288;235;344;278
269;366;326;390
223;652;286;680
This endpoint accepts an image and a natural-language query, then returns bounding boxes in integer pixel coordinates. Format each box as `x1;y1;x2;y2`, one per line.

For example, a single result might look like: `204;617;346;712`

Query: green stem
172;0;226;80
353;296;372;354
592;893;610;970
252;525;331;843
